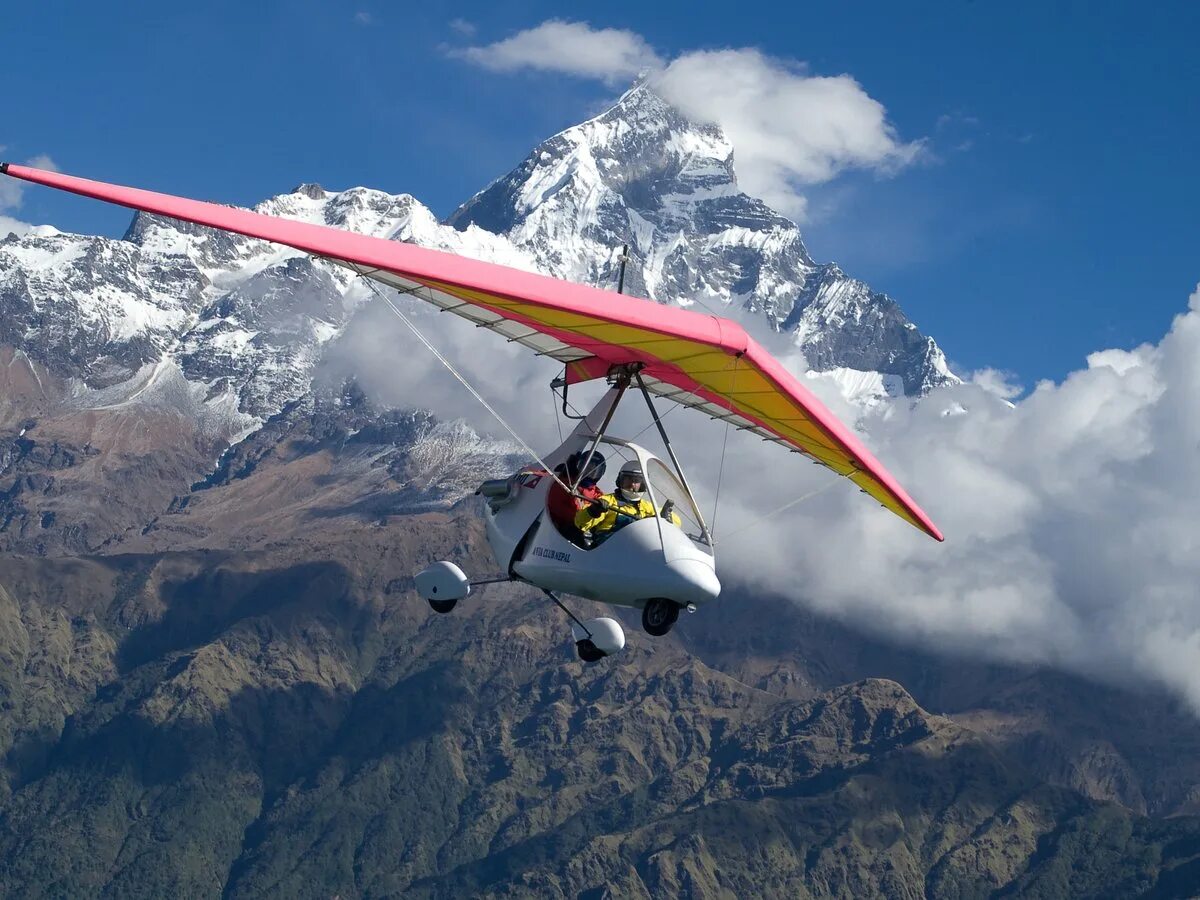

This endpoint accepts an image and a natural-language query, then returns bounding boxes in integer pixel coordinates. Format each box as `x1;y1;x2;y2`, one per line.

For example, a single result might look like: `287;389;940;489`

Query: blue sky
2;1;1196;385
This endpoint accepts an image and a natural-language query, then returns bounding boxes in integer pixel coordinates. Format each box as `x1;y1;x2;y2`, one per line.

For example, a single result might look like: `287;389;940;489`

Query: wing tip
916;515;944;542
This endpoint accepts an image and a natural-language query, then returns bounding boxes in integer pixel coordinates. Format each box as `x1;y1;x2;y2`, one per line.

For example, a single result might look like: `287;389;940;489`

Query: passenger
547;450;606;539
574;460;681;542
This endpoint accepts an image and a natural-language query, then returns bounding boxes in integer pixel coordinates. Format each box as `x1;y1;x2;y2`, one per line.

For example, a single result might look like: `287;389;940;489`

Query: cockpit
477;378;723;624
545;437;712;553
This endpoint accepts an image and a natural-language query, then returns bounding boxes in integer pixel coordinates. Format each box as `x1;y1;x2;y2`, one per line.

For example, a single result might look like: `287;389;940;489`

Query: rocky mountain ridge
2;529;1200;897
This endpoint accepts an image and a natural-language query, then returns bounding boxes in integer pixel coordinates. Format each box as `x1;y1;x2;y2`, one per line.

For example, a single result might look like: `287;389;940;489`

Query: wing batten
0;162;943;541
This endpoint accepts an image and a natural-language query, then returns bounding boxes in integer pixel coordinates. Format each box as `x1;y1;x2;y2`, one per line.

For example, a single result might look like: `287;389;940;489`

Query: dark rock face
2;536;1200;898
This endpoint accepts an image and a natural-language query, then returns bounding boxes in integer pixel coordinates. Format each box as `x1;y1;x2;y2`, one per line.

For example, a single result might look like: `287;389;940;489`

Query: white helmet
616;461;646;503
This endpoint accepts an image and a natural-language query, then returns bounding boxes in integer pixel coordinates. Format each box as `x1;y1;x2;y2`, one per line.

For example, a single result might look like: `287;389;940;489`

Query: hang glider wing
0;162;943;541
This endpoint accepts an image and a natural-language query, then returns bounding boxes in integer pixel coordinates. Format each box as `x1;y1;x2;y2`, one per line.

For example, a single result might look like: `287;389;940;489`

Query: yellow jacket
574;493;682;535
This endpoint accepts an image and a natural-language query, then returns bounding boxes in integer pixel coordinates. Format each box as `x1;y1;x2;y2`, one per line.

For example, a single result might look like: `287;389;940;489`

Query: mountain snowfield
0;82;953;454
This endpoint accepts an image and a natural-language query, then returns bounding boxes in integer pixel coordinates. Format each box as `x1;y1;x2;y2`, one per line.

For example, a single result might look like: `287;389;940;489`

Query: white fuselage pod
481;387;721;613
511;513;720;609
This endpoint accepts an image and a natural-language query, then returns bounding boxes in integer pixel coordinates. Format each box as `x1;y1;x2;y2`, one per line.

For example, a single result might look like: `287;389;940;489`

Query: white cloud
969;367;1023;400
0;214;34;238
649;50;922;218
708;283;1200;710
0;171;23;211
353;11;373;26
452;22;919;218
24;153;57;173
0;151;57;235
454;20;662;85
343;277;1200;711
448;17;476;37
322;286;564;443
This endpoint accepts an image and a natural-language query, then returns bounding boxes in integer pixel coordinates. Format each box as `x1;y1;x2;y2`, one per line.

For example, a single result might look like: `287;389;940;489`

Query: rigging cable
355;271;574;495
553;398;564;442
552;380;564;442
623;384;684;445
716;477;842;543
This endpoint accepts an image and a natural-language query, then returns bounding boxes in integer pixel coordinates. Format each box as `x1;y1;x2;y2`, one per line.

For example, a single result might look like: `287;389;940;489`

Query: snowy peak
451;82;795;257
119;184;466;419
513;82;743;224
449;82;955;395
5;184;432;417
449;82;791;295
125;183;429;286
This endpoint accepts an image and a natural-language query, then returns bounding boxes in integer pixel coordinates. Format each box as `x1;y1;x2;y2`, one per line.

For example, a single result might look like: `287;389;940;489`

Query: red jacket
547;480;602;531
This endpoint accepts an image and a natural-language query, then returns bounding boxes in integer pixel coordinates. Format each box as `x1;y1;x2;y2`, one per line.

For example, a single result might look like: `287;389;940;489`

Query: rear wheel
575;639;606;662
641;598;679;636
428;597;457;614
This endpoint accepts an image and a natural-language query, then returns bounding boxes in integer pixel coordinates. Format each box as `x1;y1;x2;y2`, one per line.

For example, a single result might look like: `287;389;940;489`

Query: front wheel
641;598;679;636
428;597;457;614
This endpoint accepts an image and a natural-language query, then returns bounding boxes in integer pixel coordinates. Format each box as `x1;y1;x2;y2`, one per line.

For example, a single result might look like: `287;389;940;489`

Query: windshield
645;459;710;549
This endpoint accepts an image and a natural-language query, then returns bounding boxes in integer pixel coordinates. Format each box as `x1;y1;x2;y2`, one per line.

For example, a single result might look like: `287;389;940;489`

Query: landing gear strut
543;589;626;662
641;598;680;636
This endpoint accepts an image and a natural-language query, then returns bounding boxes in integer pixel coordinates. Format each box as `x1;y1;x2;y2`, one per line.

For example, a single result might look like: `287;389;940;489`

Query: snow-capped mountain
0;185;540;430
1;79;955;454
450;82;955;396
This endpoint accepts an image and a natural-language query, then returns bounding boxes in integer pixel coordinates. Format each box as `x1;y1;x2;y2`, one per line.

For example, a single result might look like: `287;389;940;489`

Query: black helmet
566;450;606;485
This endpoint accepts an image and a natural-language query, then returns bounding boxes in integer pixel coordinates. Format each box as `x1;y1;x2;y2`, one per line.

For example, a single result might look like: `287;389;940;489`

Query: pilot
574;460;681;541
547;450;606;539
